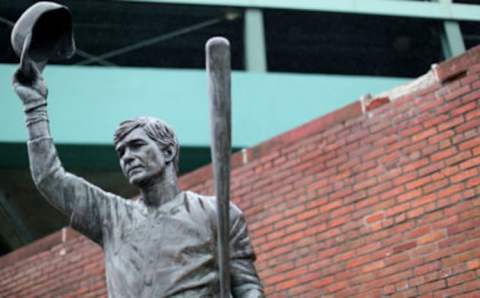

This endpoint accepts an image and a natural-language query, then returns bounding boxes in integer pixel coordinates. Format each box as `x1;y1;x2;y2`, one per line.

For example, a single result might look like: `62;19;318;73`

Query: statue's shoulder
183;191;243;218
184;190;213;201
183;190;215;212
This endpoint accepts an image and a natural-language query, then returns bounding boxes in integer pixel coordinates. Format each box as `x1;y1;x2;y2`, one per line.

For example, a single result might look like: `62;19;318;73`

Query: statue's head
114;116;180;186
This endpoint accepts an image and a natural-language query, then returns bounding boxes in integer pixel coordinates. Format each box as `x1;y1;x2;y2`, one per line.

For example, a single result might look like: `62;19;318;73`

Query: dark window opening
453;0;480;4
264;10;445;77
460;21;480;50
0;235;11;256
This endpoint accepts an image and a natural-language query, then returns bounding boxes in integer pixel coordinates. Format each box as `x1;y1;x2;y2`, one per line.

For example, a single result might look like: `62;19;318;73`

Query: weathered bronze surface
207;37;233;298
11;4;263;297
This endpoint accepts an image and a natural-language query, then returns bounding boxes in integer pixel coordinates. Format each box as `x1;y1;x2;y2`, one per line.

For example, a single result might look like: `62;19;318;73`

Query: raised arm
12;57;120;244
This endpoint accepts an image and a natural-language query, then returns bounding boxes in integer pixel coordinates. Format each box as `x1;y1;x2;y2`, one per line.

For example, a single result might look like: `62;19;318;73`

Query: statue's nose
122;148;135;164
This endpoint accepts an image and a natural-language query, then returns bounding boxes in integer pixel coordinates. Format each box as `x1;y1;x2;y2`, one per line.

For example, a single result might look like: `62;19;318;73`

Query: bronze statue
11;2;263;297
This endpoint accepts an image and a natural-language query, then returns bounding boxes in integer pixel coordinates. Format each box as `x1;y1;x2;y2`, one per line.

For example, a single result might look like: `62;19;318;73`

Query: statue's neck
139;167;180;208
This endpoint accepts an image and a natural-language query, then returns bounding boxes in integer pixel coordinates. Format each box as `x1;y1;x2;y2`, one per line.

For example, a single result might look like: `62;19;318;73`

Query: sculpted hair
114;116;180;172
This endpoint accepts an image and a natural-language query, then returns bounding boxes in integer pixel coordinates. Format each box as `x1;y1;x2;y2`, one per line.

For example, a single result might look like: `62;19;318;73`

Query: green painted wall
1;64;408;148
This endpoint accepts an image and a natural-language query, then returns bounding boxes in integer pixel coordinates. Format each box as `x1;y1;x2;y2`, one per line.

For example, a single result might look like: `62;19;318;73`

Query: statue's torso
102;191;220;298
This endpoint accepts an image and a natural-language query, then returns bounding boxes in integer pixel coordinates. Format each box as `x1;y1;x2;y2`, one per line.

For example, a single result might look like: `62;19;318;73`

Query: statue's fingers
31;74;47;95
13;65;34;85
12;68;21;85
13;84;40;99
13;66;29;85
13;84;31;95
13;65;44;90
35;81;48;98
18;34;42;83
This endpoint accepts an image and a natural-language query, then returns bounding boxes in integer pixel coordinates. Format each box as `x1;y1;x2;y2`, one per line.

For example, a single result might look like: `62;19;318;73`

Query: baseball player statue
11;2;263;297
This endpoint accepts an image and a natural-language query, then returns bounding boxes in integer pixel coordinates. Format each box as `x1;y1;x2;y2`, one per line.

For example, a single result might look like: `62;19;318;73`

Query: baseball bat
206;36;231;298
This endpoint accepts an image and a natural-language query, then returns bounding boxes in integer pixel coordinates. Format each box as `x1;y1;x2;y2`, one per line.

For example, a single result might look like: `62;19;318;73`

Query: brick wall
1;46;479;297
0;229;106;297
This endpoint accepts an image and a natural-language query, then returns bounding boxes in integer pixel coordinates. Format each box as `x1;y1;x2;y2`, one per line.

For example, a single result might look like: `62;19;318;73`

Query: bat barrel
206;36;231;298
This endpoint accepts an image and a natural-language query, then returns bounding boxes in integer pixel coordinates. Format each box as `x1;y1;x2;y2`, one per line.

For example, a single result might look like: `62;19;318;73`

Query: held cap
11;1;76;69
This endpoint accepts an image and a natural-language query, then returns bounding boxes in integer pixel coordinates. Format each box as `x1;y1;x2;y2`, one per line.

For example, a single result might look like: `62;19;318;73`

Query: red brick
408;226;432;239
418;280;446;294
460;156;480;170
296;208;319;221
399;189;423;202
462;279;480;293
462;88;480;103
423;113;450;129
475;145;480;156
428;129;454;145
431;147;458;162
418;230;447;245
447;271;476;287
386;202;411;217
467;259;480;270
412;193;437;208
325;280;348;293
353;177;377;192
438;184;464;199
393;172;418;186
415;262;440;276
312;276;334;289
413;128;438;142
460;72;479;85
447;219;480;236
445;150;472;166
346;255;371;269
319;200;342;213
440;164;460;177
456;117;480;134
329;215;348;228
451;168;478;183
361;260;384;273
393;241;417;254
366;96;391;111
403;158;430;173
465;107;480;121
438;115;465;131
459;137;480;151
419;161;445;177
433;215;459;230
452;101;477;117
434;52;470;83
366;212;384;224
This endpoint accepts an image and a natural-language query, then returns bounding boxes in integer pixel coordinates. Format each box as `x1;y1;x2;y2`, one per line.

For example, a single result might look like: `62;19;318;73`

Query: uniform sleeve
229;203;264;298
28;137;123;245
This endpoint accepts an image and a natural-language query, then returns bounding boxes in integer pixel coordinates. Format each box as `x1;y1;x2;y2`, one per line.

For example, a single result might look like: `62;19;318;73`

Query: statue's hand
12;46;48;112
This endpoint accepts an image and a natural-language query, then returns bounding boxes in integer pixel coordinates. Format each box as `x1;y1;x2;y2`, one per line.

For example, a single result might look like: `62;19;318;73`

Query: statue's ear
163;144;176;164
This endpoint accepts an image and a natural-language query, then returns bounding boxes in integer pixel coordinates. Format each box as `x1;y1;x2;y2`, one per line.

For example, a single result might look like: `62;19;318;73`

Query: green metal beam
0;64;408;148
244;9;267;72
120;0;480;22
0;142;218;173
438;0;466;58
443;21;466;58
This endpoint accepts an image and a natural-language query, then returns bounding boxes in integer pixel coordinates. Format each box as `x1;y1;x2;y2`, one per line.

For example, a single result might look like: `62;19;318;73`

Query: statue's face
115;128;167;186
